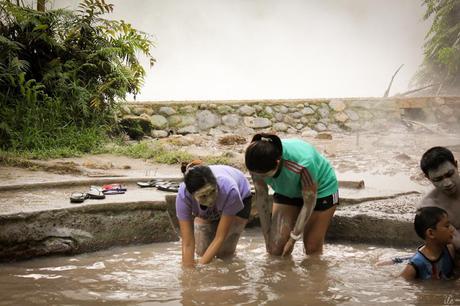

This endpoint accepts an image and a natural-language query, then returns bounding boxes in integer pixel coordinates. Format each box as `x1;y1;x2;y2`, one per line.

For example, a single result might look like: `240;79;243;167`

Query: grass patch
101;141;194;165
0;138;244;169
203;155;232;166
0;126;108;161
100;141;240;167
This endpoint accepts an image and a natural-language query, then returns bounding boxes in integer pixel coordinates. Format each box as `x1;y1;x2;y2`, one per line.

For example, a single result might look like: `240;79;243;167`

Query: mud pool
1;129;460;304
0;228;459;306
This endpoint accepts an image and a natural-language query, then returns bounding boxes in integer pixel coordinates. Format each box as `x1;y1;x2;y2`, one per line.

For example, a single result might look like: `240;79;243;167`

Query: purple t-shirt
176;165;251;221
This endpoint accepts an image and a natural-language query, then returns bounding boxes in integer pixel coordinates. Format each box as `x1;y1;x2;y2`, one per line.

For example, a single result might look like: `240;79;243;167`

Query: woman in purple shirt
176;164;252;266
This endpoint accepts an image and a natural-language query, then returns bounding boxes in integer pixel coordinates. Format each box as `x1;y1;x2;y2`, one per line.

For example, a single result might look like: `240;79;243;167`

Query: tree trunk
37;0;45;11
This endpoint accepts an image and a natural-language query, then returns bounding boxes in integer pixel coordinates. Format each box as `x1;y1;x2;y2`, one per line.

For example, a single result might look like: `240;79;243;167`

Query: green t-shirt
264;139;338;198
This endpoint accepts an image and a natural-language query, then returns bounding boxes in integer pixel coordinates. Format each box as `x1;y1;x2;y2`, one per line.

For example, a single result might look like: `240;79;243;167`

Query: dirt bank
1;127;459;261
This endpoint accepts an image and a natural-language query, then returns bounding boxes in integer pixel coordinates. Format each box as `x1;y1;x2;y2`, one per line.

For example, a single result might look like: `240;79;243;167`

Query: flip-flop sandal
137;179;159;188
87;186;106;199
70;192;88;203
137;179;171;188
103;189;126;195
102;183;127;191
156;182;180;193
102;184;127;195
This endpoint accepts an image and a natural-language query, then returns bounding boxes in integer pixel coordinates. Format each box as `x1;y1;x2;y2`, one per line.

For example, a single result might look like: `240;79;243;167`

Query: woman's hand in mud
282;238;296;257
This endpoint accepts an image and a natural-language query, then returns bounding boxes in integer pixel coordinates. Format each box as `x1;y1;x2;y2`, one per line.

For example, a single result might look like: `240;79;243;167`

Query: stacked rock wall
118;97;460;139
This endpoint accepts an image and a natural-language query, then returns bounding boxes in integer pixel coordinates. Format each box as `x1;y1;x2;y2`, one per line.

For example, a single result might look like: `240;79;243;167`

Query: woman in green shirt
245;133;339;256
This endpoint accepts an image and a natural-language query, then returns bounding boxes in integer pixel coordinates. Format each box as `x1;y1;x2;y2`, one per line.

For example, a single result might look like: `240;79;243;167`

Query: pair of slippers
102;184;127;195
137;179;180;192
70;184;127;204
70;186;105;203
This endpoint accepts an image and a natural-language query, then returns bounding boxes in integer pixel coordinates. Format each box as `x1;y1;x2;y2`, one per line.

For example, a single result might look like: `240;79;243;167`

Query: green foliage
257;109;273;119
0;0;154;155
416;0;460;93
119;116;153;140
0;126;107;159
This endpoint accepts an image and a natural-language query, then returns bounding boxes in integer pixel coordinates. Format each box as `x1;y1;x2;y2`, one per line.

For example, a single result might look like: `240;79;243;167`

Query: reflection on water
0;228;459;305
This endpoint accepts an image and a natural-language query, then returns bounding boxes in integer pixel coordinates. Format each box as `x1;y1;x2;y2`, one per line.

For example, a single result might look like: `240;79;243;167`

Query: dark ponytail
245;133;282;173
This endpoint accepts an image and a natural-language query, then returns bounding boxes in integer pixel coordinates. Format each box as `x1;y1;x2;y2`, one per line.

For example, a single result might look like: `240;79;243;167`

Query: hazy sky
54;0;430;101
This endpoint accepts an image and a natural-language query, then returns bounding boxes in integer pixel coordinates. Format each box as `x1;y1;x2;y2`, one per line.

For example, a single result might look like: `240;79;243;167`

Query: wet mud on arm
252;175;272;250
198;215;234;264
292;168;317;237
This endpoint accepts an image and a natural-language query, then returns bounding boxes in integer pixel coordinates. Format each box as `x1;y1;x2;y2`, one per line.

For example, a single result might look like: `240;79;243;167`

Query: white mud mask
428;161;460;195
193;184;217;207
252;167;278;179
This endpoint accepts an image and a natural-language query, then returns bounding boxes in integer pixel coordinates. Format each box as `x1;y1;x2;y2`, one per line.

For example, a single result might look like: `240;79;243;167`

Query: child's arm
447;244;459;267
400;264;417;280
376;255;412;266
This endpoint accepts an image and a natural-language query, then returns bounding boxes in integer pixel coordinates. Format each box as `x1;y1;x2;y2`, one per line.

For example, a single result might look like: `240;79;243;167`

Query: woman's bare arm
199;215;235;264
293;168;317;238
252;175;272;250
281;168;317;256
179;220;195;267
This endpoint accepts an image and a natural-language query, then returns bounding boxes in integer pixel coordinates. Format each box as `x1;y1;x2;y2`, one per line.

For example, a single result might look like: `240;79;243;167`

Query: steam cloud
54;0;429;101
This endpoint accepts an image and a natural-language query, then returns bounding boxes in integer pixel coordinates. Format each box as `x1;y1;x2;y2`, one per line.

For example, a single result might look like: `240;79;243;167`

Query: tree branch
383;64;404;97
394;83;439;97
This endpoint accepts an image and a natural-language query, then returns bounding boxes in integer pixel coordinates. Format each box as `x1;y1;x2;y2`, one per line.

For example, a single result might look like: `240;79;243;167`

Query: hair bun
181;159;203;174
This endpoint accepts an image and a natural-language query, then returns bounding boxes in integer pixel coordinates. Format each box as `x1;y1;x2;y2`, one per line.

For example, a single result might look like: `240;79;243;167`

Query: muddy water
0;229;459;306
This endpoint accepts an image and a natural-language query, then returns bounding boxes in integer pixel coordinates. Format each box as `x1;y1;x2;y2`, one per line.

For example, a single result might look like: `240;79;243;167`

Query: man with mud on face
417;146;460;252
175;163;252;267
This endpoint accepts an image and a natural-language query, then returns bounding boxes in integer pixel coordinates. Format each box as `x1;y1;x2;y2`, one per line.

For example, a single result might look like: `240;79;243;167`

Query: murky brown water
0;229;459;306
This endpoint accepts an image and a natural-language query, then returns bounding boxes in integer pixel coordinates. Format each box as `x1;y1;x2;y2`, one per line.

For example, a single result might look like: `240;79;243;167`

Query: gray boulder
197;110;221;130
151;115;168;129
159;107;176;116
273;122;289;132
244;117;272;129
238;106;256;116
222;114;242;127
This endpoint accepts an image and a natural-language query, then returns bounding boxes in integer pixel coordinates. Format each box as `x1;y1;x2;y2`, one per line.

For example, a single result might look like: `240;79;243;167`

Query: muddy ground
1;124;460;259
1;123;460;210
3;124;460;184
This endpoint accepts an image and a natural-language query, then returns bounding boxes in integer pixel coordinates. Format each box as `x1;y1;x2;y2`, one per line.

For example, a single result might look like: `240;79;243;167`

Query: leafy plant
0;0;154;154
415;0;460;94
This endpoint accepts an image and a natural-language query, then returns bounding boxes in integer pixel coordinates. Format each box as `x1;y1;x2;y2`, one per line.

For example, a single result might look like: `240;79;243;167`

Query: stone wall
118;96;460;139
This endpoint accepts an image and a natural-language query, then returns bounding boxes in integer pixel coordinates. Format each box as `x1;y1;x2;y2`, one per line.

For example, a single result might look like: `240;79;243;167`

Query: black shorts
236;195;253;219
273;191;339;211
